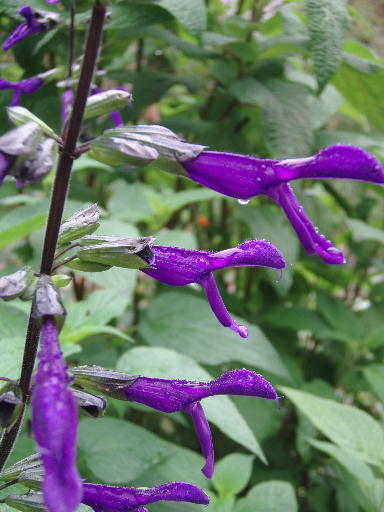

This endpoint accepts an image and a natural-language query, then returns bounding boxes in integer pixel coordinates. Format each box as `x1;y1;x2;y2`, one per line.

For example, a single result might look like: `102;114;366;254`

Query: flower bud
71;388;107;418
51;274;72;288
0;266;34;301
31;275;66;318
101;124;207;175
58;204;100;246
77;236;155;269
72;365;138;401
89;136;159;167
0;381;23;430
0;122;42;157
0;453;42;482
7;106;60;141
12;138;57;186
5;493;46;512
83;89;133;120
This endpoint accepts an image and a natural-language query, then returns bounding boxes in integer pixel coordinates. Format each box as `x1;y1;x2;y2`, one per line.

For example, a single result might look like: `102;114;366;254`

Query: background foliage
1;0;384;510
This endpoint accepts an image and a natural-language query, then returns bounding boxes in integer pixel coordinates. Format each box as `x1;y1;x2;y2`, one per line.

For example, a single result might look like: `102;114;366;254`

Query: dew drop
326;247;340;254
276;268;283;282
238;198;250;205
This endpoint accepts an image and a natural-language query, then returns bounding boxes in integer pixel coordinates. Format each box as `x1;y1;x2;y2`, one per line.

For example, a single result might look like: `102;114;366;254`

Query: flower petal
207;369;278;401
185;402;214;479
200;273;248;338
31;318;82;512
267;183;344;264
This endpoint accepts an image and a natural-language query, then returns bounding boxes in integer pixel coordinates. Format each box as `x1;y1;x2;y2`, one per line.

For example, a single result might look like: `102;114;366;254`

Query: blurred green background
1;0;384;510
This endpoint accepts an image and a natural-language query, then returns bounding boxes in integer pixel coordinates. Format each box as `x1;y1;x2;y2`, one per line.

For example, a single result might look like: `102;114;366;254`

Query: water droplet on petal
238;198;250;205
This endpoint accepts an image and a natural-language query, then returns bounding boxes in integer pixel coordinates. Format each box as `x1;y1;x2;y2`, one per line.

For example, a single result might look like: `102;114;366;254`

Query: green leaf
158;0;207;35
117;347;266;462
309;440;374;486
363;364;384;402
306;0;349;91
0;201;49;250
332;64;384;131
78;417;206;487
139;292;289;378
235;481;298;512
348;219;384;244
281;387;384;467
316;291;363;342
107;4;172;30
212;453;254;496
60;289;131;343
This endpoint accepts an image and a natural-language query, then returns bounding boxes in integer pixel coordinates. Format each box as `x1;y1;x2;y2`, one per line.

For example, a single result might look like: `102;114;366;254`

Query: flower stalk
0;0;106;471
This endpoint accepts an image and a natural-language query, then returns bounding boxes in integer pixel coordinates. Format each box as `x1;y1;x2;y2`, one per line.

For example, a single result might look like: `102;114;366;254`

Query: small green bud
7;106;60;142
83;90;133;120
51;274;72;287
58;204;100;246
72;365;139;401
31;275;66;318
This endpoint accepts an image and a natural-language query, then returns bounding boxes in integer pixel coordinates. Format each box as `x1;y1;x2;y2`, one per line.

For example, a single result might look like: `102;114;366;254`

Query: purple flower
142;239;285;338
0;69;56;106
61;89;74;126
181;145;384;264
3;6;59;51
31;317;83;512
82;482;210;512
123;369;279;478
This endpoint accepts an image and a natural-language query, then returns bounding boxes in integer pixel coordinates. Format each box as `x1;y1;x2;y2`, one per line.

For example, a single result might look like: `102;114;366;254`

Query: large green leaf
0;200;49;249
78;417;206;487
139;292;289;378
363;364;384;402
306;0;349;91
212;453;254;496
158;0;207;35
348;219;384;244
281;387;384;467
235;480;298;512
117;347;266;461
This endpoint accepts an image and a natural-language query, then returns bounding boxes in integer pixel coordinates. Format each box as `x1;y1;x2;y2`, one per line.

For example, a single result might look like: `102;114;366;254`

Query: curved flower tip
283;144;384;185
82;482;209;511
142;239;284;337
121;368;277;478
31;318;83;512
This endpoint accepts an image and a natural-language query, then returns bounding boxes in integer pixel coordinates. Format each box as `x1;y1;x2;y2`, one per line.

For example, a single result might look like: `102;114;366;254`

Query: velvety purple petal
267;183;344;264
31;318;83;512
0;79;14;90
207;369;278;400
280;144;384;185
82;482;209;511
209;239;285;270
182;151;279;199
19;77;43;94
0;152;13;183
142;245;211;285
200;273;248;338
19;6;36;24
110;111;124;127
185;402;214;478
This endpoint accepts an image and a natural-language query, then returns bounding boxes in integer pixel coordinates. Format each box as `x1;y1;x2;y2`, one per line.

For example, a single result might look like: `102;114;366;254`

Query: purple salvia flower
0;69;57;106
61;89;74;126
142;239;285;338
82;482;210;512
181;145;384;264
3;6;59;51
123;369;279;478
31;317;83;512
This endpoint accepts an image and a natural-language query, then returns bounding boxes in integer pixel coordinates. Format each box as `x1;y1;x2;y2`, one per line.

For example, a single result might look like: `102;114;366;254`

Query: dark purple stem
0;1;106;471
